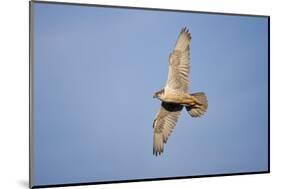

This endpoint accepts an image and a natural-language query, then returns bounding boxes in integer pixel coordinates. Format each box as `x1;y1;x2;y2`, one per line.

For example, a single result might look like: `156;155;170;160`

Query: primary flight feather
153;27;208;156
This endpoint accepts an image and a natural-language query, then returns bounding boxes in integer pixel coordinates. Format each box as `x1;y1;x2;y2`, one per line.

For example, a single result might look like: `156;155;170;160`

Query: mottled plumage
153;27;208;156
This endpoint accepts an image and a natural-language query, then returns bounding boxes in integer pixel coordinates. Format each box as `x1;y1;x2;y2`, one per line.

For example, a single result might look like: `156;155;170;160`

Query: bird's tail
186;92;208;117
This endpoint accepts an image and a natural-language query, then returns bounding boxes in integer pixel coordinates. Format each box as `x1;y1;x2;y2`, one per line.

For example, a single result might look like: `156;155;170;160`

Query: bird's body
157;90;195;106
152;27;208;156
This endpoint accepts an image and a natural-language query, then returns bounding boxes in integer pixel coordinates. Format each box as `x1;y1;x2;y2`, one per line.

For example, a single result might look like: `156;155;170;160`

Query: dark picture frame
29;1;270;188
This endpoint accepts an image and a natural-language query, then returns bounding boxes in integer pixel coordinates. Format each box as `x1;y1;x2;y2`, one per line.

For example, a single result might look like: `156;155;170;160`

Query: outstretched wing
165;27;191;94
153;102;183;156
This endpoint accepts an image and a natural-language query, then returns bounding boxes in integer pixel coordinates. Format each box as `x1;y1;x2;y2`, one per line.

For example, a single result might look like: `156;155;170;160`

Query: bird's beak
153;94;156;98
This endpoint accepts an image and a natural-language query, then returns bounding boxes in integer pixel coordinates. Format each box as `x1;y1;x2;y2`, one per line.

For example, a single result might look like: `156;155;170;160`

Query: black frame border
29;1;270;188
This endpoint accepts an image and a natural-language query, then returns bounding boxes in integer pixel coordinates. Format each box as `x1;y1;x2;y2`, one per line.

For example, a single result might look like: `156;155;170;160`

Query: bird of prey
152;27;208;156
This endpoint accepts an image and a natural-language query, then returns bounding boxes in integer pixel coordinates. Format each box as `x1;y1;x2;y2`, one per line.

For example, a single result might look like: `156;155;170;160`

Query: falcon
152;27;208;156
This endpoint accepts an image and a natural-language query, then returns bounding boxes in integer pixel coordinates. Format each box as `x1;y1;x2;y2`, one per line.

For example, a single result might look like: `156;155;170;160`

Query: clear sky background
32;2;268;186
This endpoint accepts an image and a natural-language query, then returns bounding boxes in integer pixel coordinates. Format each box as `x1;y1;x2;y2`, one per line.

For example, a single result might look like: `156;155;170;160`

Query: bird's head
153;89;164;99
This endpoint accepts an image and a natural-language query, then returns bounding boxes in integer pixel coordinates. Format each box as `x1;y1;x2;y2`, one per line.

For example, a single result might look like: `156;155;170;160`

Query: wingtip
180;27;191;40
180;27;192;40
153;148;164;157
181;27;188;32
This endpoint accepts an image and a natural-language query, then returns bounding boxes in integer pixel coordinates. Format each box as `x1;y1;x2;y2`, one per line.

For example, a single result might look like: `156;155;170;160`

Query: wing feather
153;102;183;156
165;27;191;93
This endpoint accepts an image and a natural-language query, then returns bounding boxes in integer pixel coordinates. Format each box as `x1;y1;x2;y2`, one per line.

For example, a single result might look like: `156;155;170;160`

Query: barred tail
186;92;208;117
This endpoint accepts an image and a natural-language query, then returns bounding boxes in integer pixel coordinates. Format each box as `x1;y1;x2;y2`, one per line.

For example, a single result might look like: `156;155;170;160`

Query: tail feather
186;92;208;117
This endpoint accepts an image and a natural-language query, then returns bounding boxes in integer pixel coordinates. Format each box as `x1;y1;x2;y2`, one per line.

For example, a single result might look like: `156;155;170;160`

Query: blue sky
32;2;268;186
